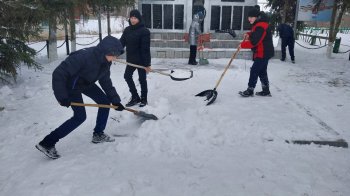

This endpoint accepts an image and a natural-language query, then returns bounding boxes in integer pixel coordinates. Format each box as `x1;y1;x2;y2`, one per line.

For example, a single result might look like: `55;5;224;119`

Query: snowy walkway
0;43;349;196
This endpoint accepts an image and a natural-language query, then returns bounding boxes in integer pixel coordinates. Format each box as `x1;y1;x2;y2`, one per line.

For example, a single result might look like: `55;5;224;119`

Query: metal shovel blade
195;89;218;105
169;69;194;81
134;111;158;120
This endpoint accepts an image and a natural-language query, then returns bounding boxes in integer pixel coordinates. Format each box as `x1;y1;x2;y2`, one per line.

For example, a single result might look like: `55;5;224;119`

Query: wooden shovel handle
113;59;171;77
213;38;246;89
70;102;138;114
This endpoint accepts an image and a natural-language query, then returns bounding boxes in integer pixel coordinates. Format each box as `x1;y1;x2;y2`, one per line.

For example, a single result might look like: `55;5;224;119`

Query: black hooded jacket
120;10;151;67
52;36;124;103
277;23;294;39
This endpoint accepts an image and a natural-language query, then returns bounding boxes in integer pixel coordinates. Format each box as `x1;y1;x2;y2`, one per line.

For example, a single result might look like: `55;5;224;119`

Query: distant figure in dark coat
278;23;295;63
35;36;125;159
120;9;151;107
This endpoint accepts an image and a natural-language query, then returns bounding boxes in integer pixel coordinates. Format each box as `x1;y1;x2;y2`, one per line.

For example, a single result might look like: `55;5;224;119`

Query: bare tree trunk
64;12;70;55
327;0;339;58
48;18;58;62
282;1;288;23
98;6;102;41
107;6;111;36
69;6;76;52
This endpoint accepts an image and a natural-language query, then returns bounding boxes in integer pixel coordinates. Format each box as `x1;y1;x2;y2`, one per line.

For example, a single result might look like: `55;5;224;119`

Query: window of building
142;4;151;28
232;6;243;30
175;5;184;29
243;6;254;30
210;6;221;30
141;3;185;30
153;4;163;29
210;5;244;31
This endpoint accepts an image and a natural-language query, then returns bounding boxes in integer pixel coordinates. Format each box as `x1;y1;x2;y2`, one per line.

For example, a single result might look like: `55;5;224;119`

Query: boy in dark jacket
120;9;151;107
278;23;295;63
36;36;125;159
239;8;274;97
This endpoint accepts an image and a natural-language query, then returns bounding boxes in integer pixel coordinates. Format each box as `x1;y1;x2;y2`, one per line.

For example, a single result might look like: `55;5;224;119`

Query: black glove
112;102;125;111
59;98;70;108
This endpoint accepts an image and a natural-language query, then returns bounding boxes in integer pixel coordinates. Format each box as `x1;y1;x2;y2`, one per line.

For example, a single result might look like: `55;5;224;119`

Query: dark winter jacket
52;36;124;103
277;23;294;39
241;12;274;60
120;14;151;67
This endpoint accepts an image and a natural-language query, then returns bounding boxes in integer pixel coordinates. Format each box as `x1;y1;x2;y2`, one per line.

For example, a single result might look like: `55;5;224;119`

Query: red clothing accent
241;22;269;59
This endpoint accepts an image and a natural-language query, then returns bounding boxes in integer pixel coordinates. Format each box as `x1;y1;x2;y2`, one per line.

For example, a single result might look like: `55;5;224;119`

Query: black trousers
124;65;147;99
189;45;197;63
41;84;110;147
281;37;295;60
248;58;269;89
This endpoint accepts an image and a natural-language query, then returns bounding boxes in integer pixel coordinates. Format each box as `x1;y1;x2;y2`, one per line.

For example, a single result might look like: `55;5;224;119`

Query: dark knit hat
248;8;260;17
254;5;260;11
129;9;142;21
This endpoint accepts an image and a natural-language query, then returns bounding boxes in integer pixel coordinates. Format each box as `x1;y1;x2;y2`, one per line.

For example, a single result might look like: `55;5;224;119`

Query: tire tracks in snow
271;84;340;138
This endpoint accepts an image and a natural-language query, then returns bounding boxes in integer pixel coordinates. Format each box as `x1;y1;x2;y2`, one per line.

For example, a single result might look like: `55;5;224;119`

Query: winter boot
35;143;60;159
256;86;271;96
92;132;115;143
239;87;254;97
139;97;148;107
126;96;140;107
188;60;198;65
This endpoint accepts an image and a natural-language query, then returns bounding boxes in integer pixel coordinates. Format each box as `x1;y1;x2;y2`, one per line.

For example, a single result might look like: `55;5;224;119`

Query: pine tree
0;0;44;83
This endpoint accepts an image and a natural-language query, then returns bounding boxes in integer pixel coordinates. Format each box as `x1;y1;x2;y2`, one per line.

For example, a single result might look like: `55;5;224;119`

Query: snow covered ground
0;34;350;195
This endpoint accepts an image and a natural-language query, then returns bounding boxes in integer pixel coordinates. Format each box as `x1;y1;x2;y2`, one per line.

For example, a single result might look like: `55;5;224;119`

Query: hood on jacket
97;35;124;56
256;11;270;23
193;11;204;23
128;9;145;28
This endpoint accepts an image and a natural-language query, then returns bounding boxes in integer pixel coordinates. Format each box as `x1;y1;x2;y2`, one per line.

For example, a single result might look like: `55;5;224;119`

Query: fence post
333;37;341;53
311;36;316;45
46;40;49;59
65;34;70;55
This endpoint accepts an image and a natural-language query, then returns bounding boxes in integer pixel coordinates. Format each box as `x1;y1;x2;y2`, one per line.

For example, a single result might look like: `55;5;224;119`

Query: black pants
41;84;110;147
281;37;295;60
189;45;197;63
124;65;147;99
248;58;269;89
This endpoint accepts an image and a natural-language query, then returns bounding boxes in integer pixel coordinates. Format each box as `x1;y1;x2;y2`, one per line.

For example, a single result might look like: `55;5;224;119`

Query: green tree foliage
266;0;298;29
0;0;44;83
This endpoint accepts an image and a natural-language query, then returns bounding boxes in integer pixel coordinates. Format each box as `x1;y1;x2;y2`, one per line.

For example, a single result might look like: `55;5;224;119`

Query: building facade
134;0;281;59
137;0;258;33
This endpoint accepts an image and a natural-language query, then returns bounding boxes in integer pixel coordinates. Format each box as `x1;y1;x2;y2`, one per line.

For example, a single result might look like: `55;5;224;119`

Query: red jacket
241;14;274;60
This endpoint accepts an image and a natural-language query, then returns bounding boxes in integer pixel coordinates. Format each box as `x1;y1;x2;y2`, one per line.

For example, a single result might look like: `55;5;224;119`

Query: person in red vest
239;7;274;97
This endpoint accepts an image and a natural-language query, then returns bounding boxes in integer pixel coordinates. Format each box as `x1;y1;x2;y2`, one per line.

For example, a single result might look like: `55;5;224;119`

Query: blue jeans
248;58;269;89
40;84;111;147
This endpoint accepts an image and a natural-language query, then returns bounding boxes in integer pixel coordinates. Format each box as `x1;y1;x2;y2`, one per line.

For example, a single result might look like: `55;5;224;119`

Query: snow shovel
196;44;243;105
114;59;193;81
70;102;158;120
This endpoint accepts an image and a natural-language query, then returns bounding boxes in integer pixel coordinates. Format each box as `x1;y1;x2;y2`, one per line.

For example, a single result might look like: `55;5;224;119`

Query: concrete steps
118;32;281;59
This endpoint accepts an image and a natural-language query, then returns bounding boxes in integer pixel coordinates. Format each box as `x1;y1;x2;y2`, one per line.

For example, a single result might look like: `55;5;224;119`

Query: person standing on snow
239;8;274;97
188;12;204;65
36;36;125;159
277;23;295;63
120;9;151;107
